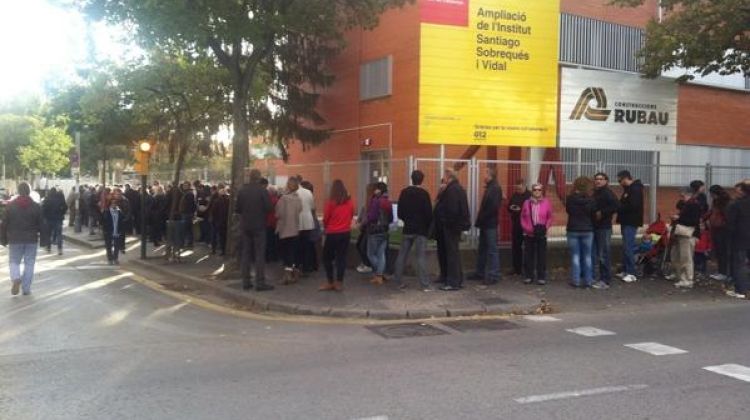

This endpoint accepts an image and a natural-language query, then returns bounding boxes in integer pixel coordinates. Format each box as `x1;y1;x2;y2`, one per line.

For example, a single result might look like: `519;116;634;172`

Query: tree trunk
226;88;249;258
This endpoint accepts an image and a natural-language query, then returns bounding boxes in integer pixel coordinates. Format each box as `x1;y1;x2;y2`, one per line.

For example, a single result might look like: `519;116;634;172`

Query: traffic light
133;141;151;175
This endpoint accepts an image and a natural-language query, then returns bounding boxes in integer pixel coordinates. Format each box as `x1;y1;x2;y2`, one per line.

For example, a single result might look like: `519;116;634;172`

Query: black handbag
533;224;547;238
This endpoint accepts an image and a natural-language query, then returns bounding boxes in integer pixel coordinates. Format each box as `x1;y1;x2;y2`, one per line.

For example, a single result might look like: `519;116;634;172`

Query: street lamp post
138;141;151;260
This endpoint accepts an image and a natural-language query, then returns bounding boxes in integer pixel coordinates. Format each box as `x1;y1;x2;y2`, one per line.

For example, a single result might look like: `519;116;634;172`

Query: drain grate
441;319;521;333
366;323;449;339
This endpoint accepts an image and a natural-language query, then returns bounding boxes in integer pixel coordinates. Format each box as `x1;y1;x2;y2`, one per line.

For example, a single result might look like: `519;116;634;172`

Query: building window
560;14;644;73
360;56;392;101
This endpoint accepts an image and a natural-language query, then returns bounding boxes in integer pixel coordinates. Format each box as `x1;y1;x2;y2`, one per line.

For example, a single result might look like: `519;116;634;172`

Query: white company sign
560;68;678;151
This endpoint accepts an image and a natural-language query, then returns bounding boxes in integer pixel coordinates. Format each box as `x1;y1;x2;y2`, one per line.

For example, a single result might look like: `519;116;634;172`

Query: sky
0;0;137;101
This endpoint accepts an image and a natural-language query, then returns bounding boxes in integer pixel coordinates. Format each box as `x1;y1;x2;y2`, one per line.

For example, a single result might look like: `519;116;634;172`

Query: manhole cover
478;297;511;305
441;319;521;333
366;323;449;339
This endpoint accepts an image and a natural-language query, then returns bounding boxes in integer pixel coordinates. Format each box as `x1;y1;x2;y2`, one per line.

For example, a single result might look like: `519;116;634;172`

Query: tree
121;52;230;215
78;0;411;186
612;0;750;79
19;126;74;176
0;114;42;179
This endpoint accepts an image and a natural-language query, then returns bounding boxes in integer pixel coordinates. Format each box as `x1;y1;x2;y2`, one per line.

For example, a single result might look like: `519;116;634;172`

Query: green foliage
19;126;74;175
0;115;43;178
611;0;750;79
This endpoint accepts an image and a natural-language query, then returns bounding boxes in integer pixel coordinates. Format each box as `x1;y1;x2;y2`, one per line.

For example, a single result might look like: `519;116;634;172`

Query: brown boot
281;269;294;285
11;279;20;296
319;282;335;291
370;275;384;286
333;281;343;292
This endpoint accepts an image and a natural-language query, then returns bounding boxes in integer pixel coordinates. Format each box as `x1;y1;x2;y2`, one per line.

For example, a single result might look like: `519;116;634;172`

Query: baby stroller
635;216;671;278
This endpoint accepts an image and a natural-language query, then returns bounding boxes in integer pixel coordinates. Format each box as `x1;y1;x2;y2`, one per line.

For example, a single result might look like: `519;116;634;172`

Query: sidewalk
63;228;743;320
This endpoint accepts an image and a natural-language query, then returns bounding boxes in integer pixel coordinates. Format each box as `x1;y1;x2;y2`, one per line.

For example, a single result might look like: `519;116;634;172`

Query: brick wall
677;84;750;149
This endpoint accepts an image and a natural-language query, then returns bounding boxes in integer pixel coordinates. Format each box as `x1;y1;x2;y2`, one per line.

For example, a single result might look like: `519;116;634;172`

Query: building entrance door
359;151;390;206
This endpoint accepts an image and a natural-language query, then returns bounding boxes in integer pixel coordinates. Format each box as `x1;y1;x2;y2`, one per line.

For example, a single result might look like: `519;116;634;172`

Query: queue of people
3;169;749;300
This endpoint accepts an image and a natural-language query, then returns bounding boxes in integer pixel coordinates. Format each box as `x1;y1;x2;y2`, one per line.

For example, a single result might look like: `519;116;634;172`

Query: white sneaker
622;274;637;283
664;273;676;281
675;281;693;289
726;290;747;299
710;273;728;282
356;264;373;274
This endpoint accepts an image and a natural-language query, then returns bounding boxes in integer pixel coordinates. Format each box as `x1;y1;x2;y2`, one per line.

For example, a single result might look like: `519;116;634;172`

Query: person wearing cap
671;186;702;288
616;170;644;283
726;182;750;299
1;182;43;296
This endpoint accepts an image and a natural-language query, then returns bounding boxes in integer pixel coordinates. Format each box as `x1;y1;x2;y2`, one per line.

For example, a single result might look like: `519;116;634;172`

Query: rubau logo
570;87;670;126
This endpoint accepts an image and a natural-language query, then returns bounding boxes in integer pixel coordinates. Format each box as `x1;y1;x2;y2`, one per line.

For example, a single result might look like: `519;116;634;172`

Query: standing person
88;186;101;235
178;181;196;248
124;184;140;235
566;177;596;288
520;184;553;285
394;170;433;291
262;179;280;262
275;178;303;285
102;195;125;265
42;187;68;255
208;183;230;256
236;169;273;292
616;170;644;283
507;179;531;276
355;183;375;274
295;178;317;275
149;185;168;247
433;168;471;291
1;182;43;296
194;181;211;245
690;180;709;216
66;186;78;227
320;180;355;291
470;167;503;285
726;182;750;299
707;185;732;282
591;172;619;289
365;182;393;286
671;187;701;289
78;186;89;232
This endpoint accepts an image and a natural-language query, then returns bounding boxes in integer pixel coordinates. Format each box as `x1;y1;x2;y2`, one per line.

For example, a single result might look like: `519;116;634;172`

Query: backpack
367;198;392;235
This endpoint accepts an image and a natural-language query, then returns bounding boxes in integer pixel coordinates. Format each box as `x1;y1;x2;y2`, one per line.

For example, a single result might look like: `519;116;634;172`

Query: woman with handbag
320;180;355;291
671;187;702;288
520;183;554;285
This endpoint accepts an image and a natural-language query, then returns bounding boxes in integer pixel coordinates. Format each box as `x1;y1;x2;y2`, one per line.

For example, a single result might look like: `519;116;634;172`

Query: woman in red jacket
320;180;355;291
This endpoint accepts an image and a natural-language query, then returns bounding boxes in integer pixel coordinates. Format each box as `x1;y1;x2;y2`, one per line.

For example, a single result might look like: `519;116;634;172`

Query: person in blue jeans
616;170;645;283
470;167;503;285
2;182;43;296
566;177;596;288
394;170;433;291
591;172;619;289
365;182;392;286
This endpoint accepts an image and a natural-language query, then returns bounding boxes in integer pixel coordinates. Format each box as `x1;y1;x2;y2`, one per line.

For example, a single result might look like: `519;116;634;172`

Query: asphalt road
1;243;749;420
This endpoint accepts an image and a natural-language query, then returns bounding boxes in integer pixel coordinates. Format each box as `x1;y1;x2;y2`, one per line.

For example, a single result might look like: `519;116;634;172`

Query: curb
127;258;542;320
63;233;102;249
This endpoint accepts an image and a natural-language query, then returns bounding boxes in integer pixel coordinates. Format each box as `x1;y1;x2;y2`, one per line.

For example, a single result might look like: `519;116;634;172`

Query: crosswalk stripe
624;342;688;356
515;384;649;404
703;364;750;383
566;327;616;337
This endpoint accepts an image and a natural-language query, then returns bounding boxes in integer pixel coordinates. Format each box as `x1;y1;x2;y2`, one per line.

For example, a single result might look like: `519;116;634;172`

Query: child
638;233;655;255
694;223;711;278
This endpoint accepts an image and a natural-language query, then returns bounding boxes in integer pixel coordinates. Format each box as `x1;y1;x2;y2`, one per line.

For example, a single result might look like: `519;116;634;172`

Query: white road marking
353;417;388;420
625;342;688;356
566;326;616;337
515;384;649;404
524;315;561;322
703;364;750;383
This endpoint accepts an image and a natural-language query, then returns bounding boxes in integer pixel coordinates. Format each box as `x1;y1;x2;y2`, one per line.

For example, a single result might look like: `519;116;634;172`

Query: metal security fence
246;156;749;242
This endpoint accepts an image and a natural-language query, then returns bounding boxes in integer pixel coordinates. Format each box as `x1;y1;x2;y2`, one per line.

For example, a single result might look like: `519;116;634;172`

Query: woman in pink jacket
520;183;554;285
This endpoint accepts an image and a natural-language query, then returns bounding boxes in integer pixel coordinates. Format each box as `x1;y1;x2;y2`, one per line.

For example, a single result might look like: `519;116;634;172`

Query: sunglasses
532;188;543;192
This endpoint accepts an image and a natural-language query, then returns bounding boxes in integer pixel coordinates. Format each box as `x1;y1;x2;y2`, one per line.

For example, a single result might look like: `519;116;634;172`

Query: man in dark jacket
236;169;273;291
470;167;503;285
507;179;530;276
616;170;644;283
726;182;750;298
209;183;230;256
42;188;68;255
179;181;197;248
2;182;43;295
394;170;433;291
592;172;619;288
434;168;471;291
124;184;141;235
